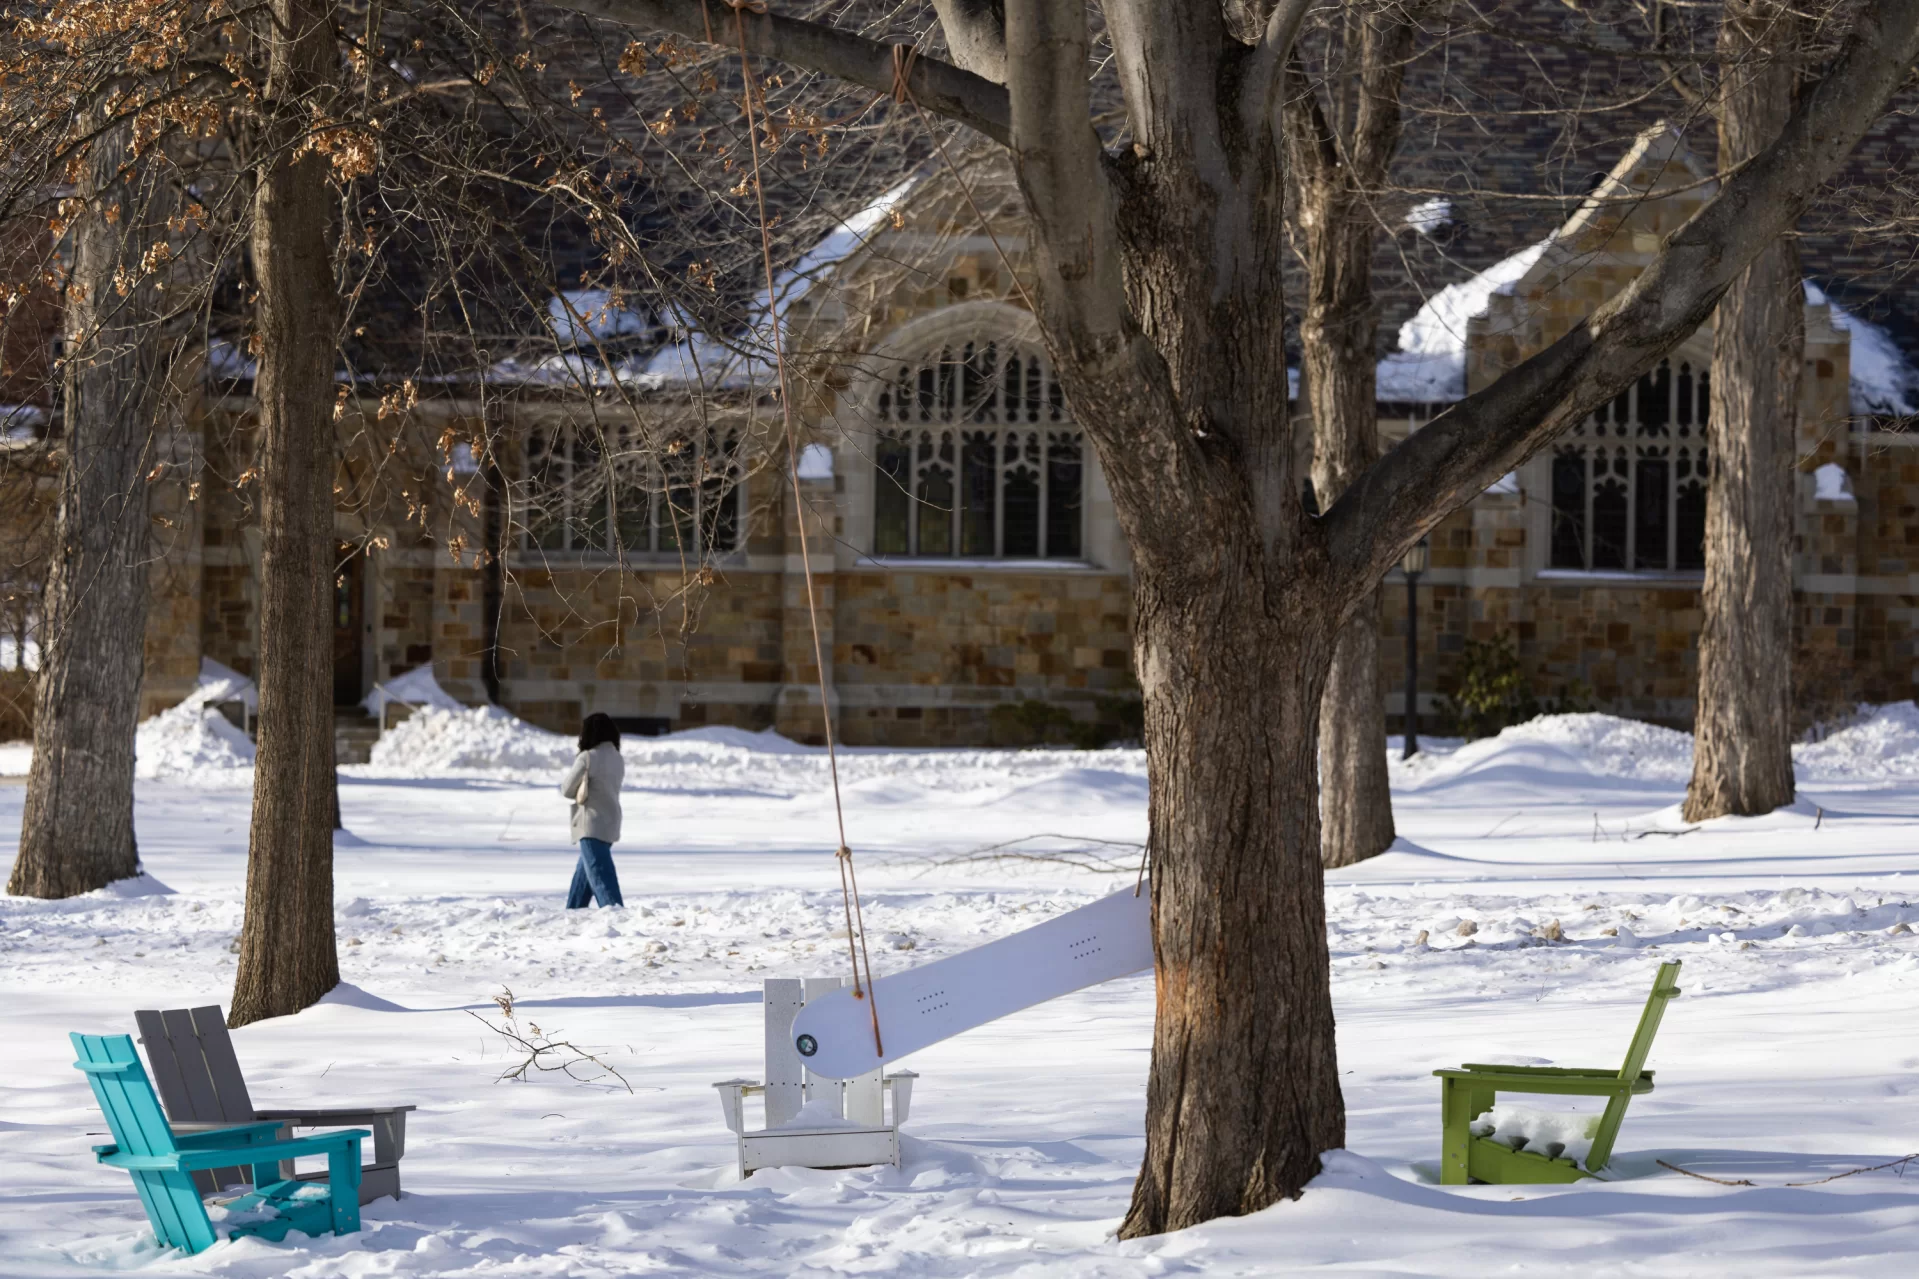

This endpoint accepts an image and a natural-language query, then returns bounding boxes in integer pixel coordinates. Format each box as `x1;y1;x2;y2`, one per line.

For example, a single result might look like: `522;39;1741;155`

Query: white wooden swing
712;978;917;1178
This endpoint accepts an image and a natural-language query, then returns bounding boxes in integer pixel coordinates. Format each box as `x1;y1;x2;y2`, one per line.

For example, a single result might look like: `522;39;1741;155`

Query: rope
724;0;883;1057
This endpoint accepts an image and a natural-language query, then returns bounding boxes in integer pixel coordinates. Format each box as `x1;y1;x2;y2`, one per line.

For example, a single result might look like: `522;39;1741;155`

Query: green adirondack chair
71;1032;369;1255
1434;960;1682;1185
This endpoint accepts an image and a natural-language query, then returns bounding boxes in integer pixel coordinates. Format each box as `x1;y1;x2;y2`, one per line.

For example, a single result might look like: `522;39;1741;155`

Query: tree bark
1684;0;1802;821
229;0;343;1026
9;118;172;899
1286;4;1421;867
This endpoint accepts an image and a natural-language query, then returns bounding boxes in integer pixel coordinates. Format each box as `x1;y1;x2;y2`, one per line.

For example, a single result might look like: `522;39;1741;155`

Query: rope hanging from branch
721;0;882;1057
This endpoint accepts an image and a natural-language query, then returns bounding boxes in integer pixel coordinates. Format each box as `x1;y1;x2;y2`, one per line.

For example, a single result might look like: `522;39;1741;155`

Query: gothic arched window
871;339;1084;559
1548;358;1709;572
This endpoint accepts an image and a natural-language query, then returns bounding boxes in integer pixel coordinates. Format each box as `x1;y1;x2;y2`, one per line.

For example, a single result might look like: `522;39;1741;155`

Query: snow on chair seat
1434;960;1681;1184
713;978;917;1179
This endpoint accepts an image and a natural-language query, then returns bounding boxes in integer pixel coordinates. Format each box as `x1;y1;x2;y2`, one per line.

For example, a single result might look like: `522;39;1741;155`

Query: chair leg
1584;1094;1633;1173
328;1141;363;1235
1439;1078;1475;1185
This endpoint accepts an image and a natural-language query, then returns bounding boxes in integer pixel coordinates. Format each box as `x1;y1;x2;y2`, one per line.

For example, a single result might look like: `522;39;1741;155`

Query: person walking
561;712;626;908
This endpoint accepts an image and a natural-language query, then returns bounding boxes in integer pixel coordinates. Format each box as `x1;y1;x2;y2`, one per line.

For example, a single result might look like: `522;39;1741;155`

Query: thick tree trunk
230;0;343;1025
1123;567;1344;1231
9;119;171;899
1684;0;1802;822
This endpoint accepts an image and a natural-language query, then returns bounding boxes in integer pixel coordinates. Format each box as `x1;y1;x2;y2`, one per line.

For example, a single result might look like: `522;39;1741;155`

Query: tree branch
931;0;1007;83
1321;0;1919;595
1004;0;1130;348
547;0;1012;144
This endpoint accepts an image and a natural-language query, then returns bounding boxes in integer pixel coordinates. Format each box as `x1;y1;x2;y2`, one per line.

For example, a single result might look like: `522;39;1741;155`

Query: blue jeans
566;838;624;908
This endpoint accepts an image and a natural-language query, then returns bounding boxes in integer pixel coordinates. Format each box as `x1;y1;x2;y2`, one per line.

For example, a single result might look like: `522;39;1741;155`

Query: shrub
1438;635;1592;739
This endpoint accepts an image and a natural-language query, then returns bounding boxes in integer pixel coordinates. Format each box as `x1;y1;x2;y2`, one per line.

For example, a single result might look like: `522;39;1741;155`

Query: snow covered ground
6;707;1919;1276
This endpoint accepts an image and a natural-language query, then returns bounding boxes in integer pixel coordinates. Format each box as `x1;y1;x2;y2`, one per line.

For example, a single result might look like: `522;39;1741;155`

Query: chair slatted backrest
71;1032;216;1254
1616;960;1683;1085
72;1033;180;1158
135;1006;255;1123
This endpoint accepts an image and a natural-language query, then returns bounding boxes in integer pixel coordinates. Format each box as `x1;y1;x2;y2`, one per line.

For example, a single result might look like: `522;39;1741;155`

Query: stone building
17;124;1912;747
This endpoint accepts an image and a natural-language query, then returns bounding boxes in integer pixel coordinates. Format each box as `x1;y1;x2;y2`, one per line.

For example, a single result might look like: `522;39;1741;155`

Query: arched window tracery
1548;357;1709;572
871;338;1084;559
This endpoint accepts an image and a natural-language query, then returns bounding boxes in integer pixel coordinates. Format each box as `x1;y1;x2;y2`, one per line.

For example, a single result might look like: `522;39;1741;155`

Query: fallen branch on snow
467;987;633;1092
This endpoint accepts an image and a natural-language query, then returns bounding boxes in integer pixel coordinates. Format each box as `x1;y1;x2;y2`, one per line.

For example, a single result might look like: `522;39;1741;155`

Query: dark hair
578;712;621;753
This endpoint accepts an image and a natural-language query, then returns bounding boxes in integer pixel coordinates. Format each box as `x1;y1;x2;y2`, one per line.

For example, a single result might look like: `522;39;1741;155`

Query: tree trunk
1301;213;1395;868
1318;596;1394;863
1684;0;1802;822
9;118;171;899
1286;4;1419;867
230;0;343;1026
1123;564;1345;1231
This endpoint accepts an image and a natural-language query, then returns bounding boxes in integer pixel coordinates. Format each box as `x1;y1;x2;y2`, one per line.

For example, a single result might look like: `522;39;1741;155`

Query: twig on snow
908;833;1146;875
1657;1159;1755;1186
1658;1154;1919;1187
467;987;633;1092
1785;1153;1919;1186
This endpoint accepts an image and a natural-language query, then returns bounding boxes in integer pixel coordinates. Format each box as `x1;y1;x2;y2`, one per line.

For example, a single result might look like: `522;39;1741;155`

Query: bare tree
1684;0;1803;821
1285;1;1428;868
229;0;347;1025
554;0;1919;1233
8;117;177;899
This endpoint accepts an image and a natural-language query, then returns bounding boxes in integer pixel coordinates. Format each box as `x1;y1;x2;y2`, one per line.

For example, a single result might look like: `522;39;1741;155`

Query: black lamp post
1401;536;1429;759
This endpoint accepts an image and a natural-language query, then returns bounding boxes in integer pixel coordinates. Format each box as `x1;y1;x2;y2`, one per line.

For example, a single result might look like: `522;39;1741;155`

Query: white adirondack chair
713;977;917;1178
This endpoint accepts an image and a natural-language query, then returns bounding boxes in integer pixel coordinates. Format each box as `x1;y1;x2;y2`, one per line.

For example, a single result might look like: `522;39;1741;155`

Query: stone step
334;710;382;766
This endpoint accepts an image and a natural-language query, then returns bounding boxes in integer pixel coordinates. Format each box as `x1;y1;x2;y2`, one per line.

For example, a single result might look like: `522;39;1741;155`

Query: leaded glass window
872;339;1084;558
1548;358;1709;572
521;425;742;557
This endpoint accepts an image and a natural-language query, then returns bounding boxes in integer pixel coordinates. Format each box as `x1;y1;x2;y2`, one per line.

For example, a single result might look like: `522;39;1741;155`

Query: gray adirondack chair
135;1005;414;1204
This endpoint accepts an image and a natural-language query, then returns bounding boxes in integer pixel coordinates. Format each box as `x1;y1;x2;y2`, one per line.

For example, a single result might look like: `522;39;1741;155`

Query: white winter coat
560;743;625;843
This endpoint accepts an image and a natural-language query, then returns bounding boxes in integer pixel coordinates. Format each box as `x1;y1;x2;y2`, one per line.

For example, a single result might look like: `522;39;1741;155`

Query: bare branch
546;0;1012;143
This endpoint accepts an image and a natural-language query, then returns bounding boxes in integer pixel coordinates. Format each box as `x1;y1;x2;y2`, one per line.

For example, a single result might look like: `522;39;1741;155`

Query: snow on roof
490;177;924;394
1804;281;1919;415
1379;250;1919;415
549;289;652;343
1375;240;1550;402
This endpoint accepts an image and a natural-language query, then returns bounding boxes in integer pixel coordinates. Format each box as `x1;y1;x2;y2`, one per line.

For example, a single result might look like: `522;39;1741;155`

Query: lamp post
1401;537;1429;760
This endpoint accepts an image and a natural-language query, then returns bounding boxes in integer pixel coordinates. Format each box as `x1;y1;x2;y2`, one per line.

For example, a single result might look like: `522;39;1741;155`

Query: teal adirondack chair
71;1033;369;1255
1434;960;1682;1184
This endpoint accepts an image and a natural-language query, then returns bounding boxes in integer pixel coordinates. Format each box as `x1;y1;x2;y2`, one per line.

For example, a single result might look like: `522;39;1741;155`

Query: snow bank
0;740;28;775
367;704;573;774
1396;712;1694;790
132;660;260;780
1795;702;1919;782
365;705;818;778
135;700;255;779
364;663;464;718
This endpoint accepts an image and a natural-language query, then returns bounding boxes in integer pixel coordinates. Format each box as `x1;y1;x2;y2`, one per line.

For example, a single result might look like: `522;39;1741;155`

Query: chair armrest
173;1121;286;1150
253;1105;416;1122
1434;1069;1650;1097
713;1080;758;1135
1455;1064;1623;1078
170;1129;372;1172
